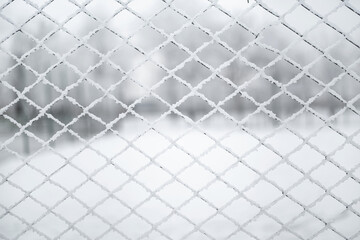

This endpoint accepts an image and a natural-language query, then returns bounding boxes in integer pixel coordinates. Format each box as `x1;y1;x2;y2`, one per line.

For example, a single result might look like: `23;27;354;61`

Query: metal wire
0;0;360;239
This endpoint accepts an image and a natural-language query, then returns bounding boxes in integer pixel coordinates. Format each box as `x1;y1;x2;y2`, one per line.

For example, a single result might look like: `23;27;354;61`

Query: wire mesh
1;0;360;239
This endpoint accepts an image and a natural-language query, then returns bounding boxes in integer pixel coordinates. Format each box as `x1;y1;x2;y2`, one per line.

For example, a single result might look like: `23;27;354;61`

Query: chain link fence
1;0;360;239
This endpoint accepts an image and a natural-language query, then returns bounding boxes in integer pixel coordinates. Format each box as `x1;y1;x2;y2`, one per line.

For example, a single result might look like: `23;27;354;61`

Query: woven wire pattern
1;0;360;239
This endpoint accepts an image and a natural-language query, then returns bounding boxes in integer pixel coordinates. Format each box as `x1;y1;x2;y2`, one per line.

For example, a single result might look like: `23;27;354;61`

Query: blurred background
1;0;359;158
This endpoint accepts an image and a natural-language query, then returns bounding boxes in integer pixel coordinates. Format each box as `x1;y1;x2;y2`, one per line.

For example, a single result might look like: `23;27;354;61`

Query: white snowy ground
1;119;360;240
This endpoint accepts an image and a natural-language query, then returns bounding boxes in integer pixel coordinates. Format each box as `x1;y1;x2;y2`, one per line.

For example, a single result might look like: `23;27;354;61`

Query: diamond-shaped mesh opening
200;180;237;208
128;0;166;20
23;48;58;74
74;180;108;207
130;25;166;53
154;77;190;104
245;214;281;239
222;93;258;121
117;215;152;239
241;5;277;34
46;63;80;90
12;197;47;223
152;42;189;70
88;62;124;89
265;59;301;84
328;6;360;33
221;128;258;155
2;0;37;25
2;32;36;58
263;0;297;15
134;96;168;122
245;77;281;103
223;197;260;224
268;197;303;223
130;61;167;88
288;213;325;239
113;147;149;174
308;57;343;84
67;80;103;106
287;75;323;102
198;42;234;68
47;96;82;122
175;59;212;86
223;163;259;191
243;45;278;68
245;145;282;173
310;195;345;222
134;129;171;157
0;50;13;74
267;163;302;190
43;0;78;23
220;23;255;51
0;214;26;239
199;76;235;104
332;74;360;101
173;0;210;17
32;181;67;207
21;14;57;40
2;65;37;91
34;213;69;238
6;133;43;157
353;98;360;112
311;162;346;188
266;94;303;120
76;215;109;239
333;144;360;171
110;44;145;72
307;22;342;50
261;24;299;51
175;25;211;52
45;30;78;55
4;98;39;125
89;96;127;123
88;29;122;54
69;114;107;139
1;1;360;239
350;27;360;46
85;0;122;20
177;96;213;121
329;40;360;67
331;211;360;238
0;17;15;42
285;5;319;35
108;9;145;38
201;214;238;238
309;126;346;154
180;198;216;223
26;115;62;142
332;178;360;205
151;8;187;34
64;12;99;38
196;6;232;33
94;198;130;223
305;0;341;16
51;164;87;190
286;39;322;67
289;179;325;206
220;59;258;86
137;197;172;224
310;92;345;118
26;82;61;108
66;46;101;73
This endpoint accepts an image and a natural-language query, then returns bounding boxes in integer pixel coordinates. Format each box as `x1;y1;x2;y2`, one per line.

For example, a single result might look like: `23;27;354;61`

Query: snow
1;122;360;239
